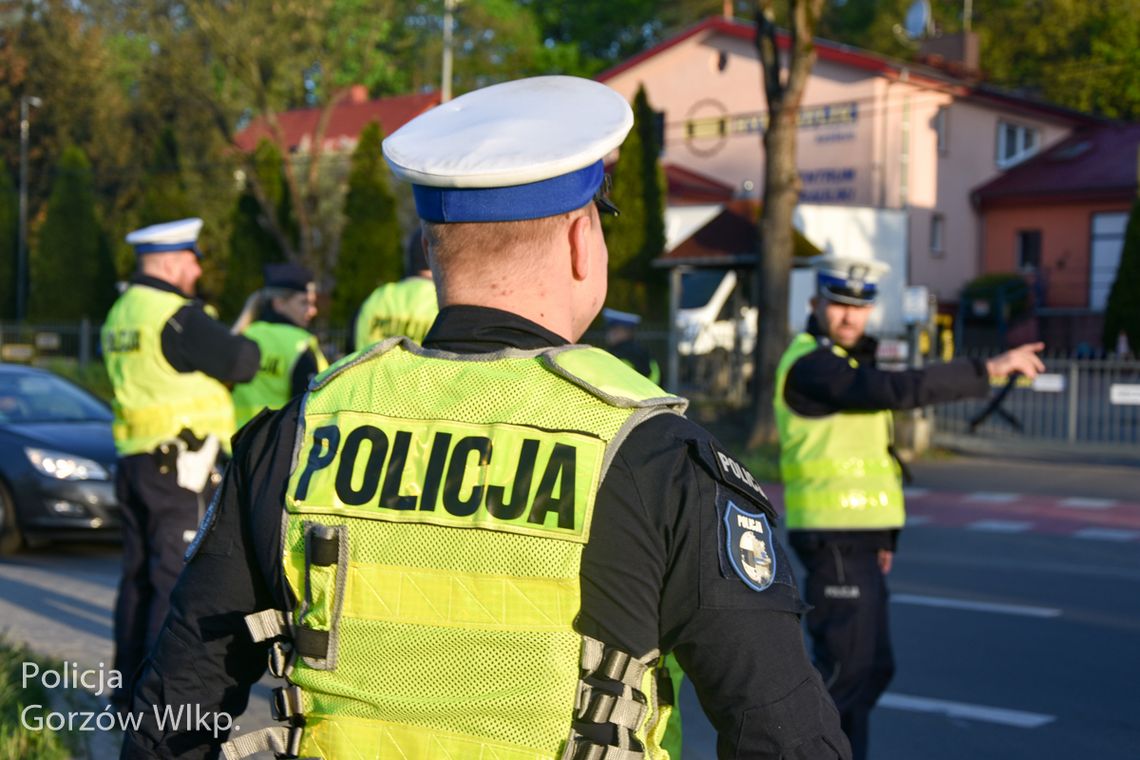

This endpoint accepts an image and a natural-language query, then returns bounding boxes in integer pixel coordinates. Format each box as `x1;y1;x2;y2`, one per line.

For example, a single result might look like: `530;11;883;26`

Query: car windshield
0;371;111;424
680;270;726;310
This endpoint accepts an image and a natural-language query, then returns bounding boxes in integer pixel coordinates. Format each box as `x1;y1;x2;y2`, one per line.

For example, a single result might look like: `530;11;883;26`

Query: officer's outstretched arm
120;422;279;759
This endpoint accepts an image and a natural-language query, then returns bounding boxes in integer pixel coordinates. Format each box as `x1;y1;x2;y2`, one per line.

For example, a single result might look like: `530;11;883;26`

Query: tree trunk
748;107;799;448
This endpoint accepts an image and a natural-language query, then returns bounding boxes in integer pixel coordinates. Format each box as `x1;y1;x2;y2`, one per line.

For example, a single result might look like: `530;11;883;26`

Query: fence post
79;318;91;369
1066;361;1079;443
666;267;681;394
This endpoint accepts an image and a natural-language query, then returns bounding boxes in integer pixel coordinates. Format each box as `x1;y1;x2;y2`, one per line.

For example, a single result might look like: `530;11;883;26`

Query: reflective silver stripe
221;726;301;759
244;609;288;643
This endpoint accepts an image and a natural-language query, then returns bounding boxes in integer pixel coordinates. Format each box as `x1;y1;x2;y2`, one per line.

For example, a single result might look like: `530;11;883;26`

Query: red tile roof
599;17;1097;127
664;163;735;204
972;123;1140;208
234;90;441;153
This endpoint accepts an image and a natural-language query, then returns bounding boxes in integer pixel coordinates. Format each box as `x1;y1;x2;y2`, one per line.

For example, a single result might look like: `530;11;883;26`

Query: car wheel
0;479;24;555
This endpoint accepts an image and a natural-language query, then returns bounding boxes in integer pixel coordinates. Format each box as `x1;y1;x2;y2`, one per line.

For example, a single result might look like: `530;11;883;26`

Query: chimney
348;84;369;104
919;31;980;73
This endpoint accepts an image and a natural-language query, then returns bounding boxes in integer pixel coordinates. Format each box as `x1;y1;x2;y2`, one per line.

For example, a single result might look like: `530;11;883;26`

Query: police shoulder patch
692;440;775;519
723;500;777;592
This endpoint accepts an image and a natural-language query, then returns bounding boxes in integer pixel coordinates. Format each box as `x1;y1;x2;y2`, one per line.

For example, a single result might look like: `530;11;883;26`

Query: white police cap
125;218;204;257
812;254;890;306
382;76;634;223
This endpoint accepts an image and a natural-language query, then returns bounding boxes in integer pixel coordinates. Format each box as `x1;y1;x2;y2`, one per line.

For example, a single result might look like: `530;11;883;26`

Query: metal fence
933;355;1140;447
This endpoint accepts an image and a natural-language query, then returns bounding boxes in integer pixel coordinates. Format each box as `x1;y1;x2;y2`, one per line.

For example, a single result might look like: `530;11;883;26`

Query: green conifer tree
1103;195;1140;354
137;127;195;225
602;85;667;321
31;146;114;320
333;121;401;327
219;139;293;319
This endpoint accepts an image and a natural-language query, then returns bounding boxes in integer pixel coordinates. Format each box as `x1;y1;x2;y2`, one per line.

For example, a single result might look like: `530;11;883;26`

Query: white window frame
996;121;1040;168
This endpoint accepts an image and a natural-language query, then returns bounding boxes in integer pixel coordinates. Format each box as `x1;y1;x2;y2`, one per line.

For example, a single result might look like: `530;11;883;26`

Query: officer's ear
569;211;593;283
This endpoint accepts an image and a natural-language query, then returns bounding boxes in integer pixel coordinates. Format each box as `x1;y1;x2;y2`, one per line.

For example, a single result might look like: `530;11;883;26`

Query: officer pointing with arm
231;263;328;429
775;254;1044;760
101;218;260;712
120;78;849;760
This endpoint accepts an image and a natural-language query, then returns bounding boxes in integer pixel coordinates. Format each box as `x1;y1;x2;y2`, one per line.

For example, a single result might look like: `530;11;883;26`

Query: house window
1090;212;1127;311
1016;230;1042;270
935;107;949;155
931;214;945;256
997;121;1040;168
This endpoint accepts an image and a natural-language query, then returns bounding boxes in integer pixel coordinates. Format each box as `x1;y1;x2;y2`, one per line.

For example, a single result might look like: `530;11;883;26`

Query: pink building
599;17;1096;303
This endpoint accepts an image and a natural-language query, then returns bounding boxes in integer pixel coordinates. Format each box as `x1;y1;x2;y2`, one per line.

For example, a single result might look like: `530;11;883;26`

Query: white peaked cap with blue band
125;218;204;258
811;253;891;306
382;76;634;223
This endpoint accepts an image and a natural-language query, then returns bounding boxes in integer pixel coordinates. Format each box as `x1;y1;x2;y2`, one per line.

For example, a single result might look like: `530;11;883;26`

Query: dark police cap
264;262;315;293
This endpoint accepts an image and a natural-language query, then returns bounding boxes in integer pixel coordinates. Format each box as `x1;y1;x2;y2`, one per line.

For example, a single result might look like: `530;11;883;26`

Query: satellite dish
904;0;931;40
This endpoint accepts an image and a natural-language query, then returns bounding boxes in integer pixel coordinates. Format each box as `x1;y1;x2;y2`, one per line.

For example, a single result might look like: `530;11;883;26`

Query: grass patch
0;640;78;760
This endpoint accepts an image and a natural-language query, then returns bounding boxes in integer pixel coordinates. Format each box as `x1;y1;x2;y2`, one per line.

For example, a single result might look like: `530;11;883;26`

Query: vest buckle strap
244;609;290;643
271;685;306;725
268;640;295;679
563;736;645;760
221;725;305;760
599;649;648;689
577;689;647;731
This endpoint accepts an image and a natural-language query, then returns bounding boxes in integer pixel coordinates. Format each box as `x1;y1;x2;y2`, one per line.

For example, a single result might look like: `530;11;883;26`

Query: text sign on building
903;286;931;325
1109;384;1140;406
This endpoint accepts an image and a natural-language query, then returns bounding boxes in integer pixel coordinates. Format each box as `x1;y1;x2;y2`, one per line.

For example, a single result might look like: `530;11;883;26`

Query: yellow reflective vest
277;339;686;759
354;277;438;349
101;285;235;456
774;333;905;530
232;321;328;429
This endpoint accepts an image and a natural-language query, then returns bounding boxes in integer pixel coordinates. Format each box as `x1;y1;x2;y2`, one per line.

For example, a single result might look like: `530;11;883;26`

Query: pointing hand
986;342;1045;380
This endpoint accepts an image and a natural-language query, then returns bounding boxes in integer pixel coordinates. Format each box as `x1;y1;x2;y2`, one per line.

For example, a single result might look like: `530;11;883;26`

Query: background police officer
101;218;260;711
121;78;849;760
775;254;1045;760
231;262;328;428
351;226;438;350
602;307;661;384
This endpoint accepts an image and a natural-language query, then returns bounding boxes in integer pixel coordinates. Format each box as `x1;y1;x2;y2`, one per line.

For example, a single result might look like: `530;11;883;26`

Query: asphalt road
2;456;1138;759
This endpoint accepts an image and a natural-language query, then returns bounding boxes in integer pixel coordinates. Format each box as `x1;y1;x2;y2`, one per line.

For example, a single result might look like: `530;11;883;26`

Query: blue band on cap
413;161;604;223
134;241;202;258
818;271;877;299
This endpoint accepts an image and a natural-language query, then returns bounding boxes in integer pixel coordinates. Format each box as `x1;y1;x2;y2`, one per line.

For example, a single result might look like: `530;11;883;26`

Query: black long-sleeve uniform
782;315;990;760
120;305;851;760
111;275;260;710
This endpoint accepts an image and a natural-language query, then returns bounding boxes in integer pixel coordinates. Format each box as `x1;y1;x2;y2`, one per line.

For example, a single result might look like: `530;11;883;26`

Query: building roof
234;88;441;153
664;163;735;204
599;17;1097;128
972;123;1140;208
656;199;820;268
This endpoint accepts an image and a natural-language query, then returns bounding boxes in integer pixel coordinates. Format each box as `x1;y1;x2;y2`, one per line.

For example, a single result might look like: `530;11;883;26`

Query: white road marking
879;692;1056;728
968;519;1033;533
1073;527;1140;542
965;491;1020;503
892;593;1061;618
905;515;932;526
1058;497;1118;510
903;487;930;498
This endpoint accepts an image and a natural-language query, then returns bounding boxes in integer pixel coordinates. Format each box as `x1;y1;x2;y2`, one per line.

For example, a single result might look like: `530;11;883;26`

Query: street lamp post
17;95;42;323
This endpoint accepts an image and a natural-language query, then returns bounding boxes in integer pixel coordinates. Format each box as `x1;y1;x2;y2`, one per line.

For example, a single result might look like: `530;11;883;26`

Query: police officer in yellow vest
603;308;661;386
231;263;329;428
101;218;260;712
351;227;438;350
121;78;849;760
775;254;1045;760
